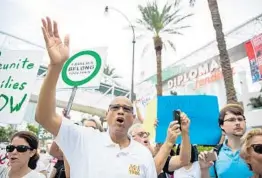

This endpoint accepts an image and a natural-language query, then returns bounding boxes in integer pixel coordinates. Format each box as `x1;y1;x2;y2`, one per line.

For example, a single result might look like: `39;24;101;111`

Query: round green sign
61;50;102;87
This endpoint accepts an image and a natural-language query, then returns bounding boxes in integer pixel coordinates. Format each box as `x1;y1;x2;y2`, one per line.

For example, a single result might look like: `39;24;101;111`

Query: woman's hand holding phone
173;110;190;133
165;121;181;147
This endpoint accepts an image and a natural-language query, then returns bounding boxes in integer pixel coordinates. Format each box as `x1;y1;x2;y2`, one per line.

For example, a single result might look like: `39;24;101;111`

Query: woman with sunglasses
0;131;45;178
240;128;262;178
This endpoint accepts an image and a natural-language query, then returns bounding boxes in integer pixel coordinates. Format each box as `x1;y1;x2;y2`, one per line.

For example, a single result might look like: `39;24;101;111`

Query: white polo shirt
55;119;157;178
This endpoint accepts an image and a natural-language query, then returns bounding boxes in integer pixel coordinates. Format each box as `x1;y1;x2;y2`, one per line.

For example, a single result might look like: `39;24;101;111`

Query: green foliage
247;94;262;109
197;145;214;152
27;124;39;135
0;125;17;142
137;0;193;54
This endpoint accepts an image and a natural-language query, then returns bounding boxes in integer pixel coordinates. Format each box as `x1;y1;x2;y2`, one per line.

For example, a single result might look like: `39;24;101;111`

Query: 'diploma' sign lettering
0;50;42;124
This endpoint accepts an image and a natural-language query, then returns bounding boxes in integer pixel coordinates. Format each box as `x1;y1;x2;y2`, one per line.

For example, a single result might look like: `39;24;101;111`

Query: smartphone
173;110;181;130
205;151;218;162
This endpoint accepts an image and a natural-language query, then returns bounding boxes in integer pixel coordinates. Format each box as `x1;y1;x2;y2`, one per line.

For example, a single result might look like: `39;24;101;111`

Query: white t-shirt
173;161;201;178
56;119;157;178
0;166;45;178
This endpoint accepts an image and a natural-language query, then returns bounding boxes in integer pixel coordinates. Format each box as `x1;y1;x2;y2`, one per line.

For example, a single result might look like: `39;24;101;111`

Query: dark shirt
54;160;66;178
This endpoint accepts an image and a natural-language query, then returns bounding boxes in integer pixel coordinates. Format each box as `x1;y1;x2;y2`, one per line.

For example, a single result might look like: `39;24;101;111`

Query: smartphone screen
173;110;181;130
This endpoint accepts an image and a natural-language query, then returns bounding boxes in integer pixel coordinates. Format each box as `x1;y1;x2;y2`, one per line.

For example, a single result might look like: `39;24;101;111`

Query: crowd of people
0;17;261;178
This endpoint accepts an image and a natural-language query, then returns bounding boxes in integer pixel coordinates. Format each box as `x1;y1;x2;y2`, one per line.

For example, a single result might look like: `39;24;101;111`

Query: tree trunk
207;0;237;104
154;36;163;96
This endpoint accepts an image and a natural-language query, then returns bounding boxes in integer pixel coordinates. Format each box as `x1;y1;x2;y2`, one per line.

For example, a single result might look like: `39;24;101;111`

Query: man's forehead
224;111;244;118
110;96;132;106
135;127;145;132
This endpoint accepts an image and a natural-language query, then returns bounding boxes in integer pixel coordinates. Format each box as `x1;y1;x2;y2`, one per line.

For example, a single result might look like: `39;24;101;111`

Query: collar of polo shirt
103;131;133;154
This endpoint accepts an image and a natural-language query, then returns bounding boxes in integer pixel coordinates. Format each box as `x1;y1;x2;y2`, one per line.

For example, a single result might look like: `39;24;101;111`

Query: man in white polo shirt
35;17;157;178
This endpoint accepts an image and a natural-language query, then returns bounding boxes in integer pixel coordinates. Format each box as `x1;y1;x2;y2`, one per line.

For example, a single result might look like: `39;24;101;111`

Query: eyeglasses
133;132;150;138
251;144;262;154
224;117;245;123
109;104;133;113
6;145;33;153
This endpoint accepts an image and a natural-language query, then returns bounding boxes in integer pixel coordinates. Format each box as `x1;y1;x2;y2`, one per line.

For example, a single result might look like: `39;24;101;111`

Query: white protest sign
0;50;41;124
58;47;107;89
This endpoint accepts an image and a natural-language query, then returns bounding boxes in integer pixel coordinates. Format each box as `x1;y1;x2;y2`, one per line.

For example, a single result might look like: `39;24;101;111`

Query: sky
0;0;262;89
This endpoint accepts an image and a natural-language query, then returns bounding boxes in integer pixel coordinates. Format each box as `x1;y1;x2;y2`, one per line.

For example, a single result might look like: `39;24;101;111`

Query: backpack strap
213;144;223;178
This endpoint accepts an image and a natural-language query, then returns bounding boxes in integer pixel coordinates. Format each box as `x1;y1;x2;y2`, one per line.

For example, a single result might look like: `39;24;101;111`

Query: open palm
41;17;70;65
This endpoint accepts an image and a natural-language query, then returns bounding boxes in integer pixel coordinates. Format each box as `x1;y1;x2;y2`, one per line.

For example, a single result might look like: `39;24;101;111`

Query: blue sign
156;95;221;145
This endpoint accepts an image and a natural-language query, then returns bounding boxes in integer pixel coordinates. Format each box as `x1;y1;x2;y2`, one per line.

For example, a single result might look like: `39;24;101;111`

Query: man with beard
35;17;157;178
198;104;253;178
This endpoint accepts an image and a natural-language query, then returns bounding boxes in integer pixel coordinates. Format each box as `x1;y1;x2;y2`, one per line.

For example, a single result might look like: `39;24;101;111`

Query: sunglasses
109;104;133;113
6;145;33;153
251;144;262;154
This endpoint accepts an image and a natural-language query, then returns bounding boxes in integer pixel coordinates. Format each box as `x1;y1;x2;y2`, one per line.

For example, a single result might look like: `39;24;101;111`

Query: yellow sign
143;98;157;141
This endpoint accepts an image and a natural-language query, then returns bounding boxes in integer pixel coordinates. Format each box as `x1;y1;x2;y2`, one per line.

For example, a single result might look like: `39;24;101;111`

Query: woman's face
247;135;262;174
7;137;36;169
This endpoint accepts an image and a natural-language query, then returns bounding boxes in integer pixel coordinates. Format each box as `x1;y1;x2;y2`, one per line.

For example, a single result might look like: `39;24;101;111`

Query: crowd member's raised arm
35;17;70;136
168;112;191;171
153;121;180;174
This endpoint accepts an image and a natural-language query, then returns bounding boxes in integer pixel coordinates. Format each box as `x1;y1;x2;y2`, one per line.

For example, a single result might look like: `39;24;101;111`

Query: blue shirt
209;142;253;178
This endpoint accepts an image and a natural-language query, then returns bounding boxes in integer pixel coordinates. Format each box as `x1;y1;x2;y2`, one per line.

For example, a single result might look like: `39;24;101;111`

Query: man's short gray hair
128;123;144;137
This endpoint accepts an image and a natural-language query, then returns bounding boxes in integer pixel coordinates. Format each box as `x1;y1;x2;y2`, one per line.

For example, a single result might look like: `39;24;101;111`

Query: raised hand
198;151;215;169
180;112;190;133
165;121;181;147
41;17;70;66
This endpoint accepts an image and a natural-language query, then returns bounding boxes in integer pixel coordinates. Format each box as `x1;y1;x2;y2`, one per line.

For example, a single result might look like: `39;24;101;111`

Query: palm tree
103;64;124;87
103;64;122;79
137;0;193;96
190;0;237;103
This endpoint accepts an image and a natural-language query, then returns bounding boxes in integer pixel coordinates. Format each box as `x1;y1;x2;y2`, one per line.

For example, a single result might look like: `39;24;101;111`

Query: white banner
0;50;42;124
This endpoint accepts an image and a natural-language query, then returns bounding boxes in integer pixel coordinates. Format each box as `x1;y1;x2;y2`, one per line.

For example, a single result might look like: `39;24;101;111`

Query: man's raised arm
35;17;70;136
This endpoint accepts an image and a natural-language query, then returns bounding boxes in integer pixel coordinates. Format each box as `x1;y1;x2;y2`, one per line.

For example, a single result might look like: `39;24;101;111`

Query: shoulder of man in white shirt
131;139;153;156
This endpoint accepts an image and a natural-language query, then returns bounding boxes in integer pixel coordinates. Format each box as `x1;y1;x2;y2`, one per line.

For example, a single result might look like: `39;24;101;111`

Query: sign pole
65;86;78;117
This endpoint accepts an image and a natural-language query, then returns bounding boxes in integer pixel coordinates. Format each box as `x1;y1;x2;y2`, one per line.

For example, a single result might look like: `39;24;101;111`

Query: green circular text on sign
61;50;102;87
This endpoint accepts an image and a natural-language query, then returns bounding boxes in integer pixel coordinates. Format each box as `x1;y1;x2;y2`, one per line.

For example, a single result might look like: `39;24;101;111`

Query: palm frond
174;0;182;7
167;40;176;52
137;1;166;35
163;42;167;51
136;0;192;56
162;9;181;27
109;68;115;76
141;42;152;58
189;0;196;7
162;28;183;35
111;75;122;79
167;13;193;27
136;19;153;31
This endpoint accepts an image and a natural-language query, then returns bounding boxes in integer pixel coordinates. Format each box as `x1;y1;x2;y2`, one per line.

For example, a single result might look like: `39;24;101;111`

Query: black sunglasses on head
6;145;33;153
251;144;262;154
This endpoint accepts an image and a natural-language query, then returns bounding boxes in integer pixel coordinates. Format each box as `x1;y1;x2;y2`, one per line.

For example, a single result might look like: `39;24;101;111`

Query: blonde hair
240;128;262;160
128;123;143;137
